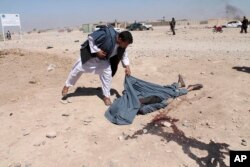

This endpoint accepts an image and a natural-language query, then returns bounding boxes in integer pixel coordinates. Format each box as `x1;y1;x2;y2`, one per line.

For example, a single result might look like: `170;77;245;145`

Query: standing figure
62;25;133;106
241;16;248;34
170;18;176;35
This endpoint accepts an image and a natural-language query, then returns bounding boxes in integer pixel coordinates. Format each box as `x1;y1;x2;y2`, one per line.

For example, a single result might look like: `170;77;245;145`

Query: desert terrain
0;26;250;167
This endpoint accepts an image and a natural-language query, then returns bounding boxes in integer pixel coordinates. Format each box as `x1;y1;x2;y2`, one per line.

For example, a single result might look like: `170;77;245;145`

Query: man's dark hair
119;31;133;44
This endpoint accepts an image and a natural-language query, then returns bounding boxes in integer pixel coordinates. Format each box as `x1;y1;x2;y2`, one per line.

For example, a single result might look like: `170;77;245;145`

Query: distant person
6;30;11;40
62;26;133;106
170;18;176;35
241;16;248;34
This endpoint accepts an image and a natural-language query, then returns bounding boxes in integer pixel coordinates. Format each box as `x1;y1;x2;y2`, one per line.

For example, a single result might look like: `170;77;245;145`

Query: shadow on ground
126;112;230;167
62;87;121;100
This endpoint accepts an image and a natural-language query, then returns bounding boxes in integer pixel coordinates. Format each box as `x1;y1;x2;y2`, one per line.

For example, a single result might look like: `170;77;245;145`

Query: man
6;30;11;40
241;16;249;34
170;18;176;35
62;26;133;106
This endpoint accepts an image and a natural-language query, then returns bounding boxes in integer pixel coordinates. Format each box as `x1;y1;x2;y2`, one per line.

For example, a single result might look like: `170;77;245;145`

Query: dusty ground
0;26;250;167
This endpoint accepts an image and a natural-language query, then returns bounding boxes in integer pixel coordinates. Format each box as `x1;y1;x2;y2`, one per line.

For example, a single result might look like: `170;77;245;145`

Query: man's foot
178;74;186;87
62;86;69;97
187;84;203;91
103;97;112;106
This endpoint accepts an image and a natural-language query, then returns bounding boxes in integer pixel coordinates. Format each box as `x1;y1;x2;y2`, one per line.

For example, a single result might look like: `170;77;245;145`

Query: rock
10;113;13;116
67;98;73;103
46;46;53;49
200;72;205;75
241;139;247;146
109;159;119;167
29;80;37;84
118;136;124;141
23;131;30;136
33;140;45;146
46;131;57;139
199;111;202;114
25;163;32;167
47;64;56;72
210;72;214;75
143;129;148;134
161;121;172;127
9;163;21;167
60;99;68;104
74;40;80;42
182;120;190;127
62;113;70;117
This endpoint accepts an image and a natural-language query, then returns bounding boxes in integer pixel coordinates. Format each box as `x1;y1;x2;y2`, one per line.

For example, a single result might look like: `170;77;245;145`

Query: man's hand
125;66;131;76
96;50;107;59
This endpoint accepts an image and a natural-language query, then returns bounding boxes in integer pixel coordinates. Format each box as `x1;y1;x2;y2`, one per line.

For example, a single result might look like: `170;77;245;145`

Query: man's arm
88;36;107;58
121;51;131;76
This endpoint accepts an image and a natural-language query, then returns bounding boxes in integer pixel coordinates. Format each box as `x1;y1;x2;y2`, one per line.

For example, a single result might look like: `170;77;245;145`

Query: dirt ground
0;26;250;167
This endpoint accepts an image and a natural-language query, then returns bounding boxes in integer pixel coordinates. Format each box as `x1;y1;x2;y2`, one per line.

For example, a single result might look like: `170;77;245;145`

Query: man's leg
99;67;112;106
62;59;84;96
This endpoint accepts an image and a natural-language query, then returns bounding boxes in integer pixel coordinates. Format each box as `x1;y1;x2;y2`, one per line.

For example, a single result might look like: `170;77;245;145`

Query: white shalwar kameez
65;36;129;97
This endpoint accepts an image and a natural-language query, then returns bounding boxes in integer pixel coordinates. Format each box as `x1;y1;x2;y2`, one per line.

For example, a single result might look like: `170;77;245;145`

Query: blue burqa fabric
105;76;188;125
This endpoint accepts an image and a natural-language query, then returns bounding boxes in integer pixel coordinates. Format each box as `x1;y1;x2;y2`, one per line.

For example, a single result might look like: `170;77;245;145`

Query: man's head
117;31;133;48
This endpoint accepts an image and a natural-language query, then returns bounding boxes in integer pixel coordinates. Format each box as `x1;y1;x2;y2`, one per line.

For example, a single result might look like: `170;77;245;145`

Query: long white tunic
65;36;130;97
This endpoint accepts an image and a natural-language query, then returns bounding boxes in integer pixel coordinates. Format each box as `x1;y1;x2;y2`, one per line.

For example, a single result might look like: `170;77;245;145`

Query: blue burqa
105;76;188;125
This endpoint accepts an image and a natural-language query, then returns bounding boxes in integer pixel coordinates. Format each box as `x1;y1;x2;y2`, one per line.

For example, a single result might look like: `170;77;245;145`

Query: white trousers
65;58;112;97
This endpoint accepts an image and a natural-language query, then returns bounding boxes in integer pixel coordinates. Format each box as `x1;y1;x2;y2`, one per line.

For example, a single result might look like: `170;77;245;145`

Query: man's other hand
125;66;131;76
96;50;107;58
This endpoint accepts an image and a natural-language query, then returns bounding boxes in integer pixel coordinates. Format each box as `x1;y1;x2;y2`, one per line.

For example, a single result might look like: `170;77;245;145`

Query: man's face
117;37;129;48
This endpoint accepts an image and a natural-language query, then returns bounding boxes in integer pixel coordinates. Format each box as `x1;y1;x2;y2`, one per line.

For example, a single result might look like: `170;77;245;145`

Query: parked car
141;23;153;30
93;25;122;32
222;21;242;28
126;23;145;31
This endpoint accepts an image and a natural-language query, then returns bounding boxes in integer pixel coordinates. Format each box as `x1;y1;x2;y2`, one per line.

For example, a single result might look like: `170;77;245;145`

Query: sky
0;0;250;31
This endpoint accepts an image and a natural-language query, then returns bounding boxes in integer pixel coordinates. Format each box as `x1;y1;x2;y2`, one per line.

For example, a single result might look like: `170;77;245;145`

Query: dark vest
80;26;126;77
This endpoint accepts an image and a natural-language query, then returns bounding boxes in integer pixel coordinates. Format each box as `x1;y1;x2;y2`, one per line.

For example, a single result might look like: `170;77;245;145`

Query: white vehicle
141;23;153;30
93;25;122;32
222;21;242;28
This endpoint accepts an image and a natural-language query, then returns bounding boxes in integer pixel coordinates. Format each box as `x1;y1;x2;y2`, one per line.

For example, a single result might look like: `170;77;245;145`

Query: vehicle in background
126;22;153;31
93;25;122;32
141;23;153;30
222;21;242;28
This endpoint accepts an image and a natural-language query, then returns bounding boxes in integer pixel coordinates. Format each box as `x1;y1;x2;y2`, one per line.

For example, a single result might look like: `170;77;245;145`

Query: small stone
199;111;202;114
46;131;57;139
67;98;73;103
118;136;124;141
29;80;36;84
24;163;32;167
47;64;56;72
62;113;70;117
10;113;13;116
241;139;247;146
165;149;172;153
60;99;68;104
23;131;30;136
46;46;53;49
162;121;171;127
143;129;148;134
210;72;214;75
200;72;205;75
11;163;21;167
182;120;190;127
74;40;80;42
33;142;41;147
25;163;32;167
